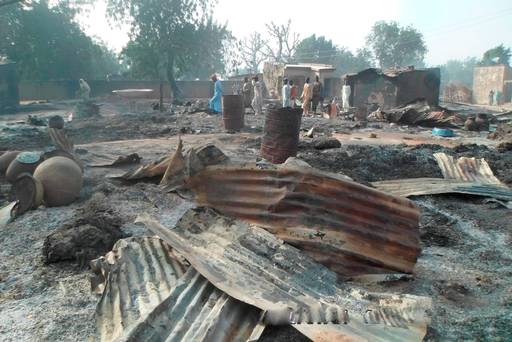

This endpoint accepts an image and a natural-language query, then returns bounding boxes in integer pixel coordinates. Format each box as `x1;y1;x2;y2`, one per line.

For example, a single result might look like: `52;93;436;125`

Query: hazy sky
80;0;512;66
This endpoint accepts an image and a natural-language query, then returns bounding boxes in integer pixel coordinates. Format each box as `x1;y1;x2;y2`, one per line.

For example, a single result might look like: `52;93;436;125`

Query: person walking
301;77;313;115
342;79;351;111
251;76;263;115
282;78;291;107
289;80;298;108
488;90;495;106
242;76;251;108
208;74;222;114
311;75;322;113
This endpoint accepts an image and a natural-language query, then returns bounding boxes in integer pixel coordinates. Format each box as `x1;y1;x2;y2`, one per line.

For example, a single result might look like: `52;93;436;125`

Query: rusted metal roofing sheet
373;153;512;201
433;152;503;184
181;165;421;276
372;178;512;201
138;208;431;342
92;236;264;342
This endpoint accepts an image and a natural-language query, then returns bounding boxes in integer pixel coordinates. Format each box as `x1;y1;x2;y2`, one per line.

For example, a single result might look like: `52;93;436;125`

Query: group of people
208;74;265;115
488;89;503;106
209;73;352;118
282;76;324;115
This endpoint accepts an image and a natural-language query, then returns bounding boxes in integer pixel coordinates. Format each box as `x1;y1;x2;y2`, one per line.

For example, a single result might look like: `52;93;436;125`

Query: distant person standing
488;90;495;106
208;74;222;114
242;77;251;108
311;76;322;113
78;78;91;100
342;80;351;111
251;76;263;115
282;78;291;107
301;77;313;115
289;80;298;107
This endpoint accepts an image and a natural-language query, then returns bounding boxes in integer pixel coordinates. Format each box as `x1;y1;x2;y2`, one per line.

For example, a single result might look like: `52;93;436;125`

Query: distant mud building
344;67;441;114
472;64;512;105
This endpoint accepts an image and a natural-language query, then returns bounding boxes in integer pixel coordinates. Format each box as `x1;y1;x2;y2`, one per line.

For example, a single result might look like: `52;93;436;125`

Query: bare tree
240;32;267;73
264;19;300;63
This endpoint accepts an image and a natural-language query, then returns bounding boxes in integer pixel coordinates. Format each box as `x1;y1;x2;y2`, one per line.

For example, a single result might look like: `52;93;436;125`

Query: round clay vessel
42;147;84;172
0;151;21;174
13;173;44;215
464;117;478;131
33;156;83;207
6;151;42;183
475;113;489;131
48;115;65;129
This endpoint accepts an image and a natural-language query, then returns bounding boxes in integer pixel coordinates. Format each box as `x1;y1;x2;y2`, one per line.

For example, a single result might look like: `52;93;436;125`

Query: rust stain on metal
92;236;264;342
260;107;303;164
182;165;421;276
138;208;431;342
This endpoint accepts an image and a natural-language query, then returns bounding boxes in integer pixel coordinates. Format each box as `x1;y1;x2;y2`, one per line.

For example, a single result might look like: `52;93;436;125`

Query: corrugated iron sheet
433;153;502;184
138;208;431;342
181;165;421;276
372;178;512;201
92;236;264;342
373;153;512;201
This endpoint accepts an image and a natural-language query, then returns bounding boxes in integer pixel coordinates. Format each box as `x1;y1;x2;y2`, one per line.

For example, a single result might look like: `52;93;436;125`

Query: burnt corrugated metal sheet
372;178;512;201
138;208;431;342
92;237;264;342
373;153;512;201
182;165;420;276
433;153;502;184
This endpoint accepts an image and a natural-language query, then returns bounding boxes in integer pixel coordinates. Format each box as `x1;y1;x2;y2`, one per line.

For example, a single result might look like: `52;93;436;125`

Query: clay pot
13;173;44;215
48;115;65;129
475;114;489;131
0;151;20;174
464;117;478;132
42;147;84;172
6;152;42;183
33;156;83;207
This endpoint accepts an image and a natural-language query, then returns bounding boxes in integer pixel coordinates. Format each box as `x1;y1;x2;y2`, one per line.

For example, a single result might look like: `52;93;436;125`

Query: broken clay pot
0;151;21;174
13;173;44;215
6;151;42;183
34;156;83;207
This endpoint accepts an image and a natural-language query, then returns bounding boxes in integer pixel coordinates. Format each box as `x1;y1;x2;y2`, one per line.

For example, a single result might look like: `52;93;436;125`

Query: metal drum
260;107;303;164
222;95;244;131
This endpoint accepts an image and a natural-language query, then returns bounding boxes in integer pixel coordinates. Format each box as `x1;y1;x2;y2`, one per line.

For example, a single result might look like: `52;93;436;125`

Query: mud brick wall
472;65;512;105
18;80;239;101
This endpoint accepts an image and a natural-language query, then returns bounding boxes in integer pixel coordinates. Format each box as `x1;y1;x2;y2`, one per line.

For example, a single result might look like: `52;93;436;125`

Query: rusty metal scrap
120;142;228;181
179;165;420;276
373;153;512;201
433;153;503;184
372;178;512;201
92;236;265;342
138;208;431;342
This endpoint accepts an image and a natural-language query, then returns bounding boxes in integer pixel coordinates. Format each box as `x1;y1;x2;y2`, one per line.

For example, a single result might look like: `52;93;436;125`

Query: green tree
294;35;337;64
438;57;478;88
0;1;121;80
293;35;372;74
481;44;511;66
107;0;229;95
365;21;427;69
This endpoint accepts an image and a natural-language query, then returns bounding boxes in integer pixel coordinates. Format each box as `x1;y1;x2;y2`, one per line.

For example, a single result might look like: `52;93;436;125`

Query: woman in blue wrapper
208;74;222;114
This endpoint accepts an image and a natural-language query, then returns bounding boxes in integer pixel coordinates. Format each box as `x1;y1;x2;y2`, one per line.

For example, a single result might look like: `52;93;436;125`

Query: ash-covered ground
1;98;511;341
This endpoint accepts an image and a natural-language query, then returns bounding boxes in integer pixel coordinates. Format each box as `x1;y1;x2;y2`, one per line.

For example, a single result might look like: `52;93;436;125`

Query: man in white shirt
282;78;291;108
